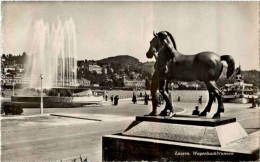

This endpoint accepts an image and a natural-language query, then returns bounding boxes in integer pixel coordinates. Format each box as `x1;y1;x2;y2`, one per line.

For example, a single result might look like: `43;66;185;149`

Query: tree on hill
96;55;141;67
2;52;28;65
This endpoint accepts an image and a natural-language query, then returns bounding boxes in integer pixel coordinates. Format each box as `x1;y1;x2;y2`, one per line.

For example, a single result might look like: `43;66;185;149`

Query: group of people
132;92;149;105
111;95;119;106
104;90;260;109
104;93;119;106
104;92;150;106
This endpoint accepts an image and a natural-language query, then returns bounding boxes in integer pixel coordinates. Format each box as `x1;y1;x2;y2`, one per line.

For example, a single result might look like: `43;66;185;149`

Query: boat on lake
222;66;259;103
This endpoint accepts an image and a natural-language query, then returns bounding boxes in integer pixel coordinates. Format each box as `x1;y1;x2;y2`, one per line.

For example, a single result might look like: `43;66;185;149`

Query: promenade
1;100;259;161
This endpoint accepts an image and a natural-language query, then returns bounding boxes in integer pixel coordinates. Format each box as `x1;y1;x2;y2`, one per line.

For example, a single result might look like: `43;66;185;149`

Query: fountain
27;17;77;88
10;18;104;108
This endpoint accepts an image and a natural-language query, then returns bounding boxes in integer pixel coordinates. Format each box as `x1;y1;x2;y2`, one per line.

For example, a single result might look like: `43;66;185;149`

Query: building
1;75;30;86
77;78;91;86
123;76;145;89
3;67;15;75
89;64;102;74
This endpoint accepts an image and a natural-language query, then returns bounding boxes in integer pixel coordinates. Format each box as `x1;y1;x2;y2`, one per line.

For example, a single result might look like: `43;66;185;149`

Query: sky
1;1;259;70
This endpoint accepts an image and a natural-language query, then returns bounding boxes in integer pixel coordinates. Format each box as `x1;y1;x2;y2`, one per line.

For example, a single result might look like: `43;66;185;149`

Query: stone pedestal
102;115;259;161
123;115;247;147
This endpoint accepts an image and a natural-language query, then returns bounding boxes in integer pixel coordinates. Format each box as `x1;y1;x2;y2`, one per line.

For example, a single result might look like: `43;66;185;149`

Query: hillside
142;61;155;74
96;55;141;67
76;54;259;89
96;55;259;88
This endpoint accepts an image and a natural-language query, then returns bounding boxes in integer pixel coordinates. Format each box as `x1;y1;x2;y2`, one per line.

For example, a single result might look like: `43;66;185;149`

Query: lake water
3;89;209;104
106;90;209;103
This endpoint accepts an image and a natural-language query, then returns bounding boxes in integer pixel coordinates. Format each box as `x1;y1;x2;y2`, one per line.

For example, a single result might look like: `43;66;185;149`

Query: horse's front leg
145;71;159;116
202;81;224;119
199;91;214;117
158;79;175;117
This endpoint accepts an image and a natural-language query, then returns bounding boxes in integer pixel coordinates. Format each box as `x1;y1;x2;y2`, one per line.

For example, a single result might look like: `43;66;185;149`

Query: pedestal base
102;115;259;161
103;132;259;161
123;115;247;147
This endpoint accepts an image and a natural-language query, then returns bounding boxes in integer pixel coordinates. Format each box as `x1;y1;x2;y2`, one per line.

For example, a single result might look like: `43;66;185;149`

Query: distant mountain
96;55;141;66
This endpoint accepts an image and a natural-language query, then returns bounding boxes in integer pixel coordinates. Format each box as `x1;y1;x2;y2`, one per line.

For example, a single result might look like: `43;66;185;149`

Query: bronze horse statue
146;31;235;119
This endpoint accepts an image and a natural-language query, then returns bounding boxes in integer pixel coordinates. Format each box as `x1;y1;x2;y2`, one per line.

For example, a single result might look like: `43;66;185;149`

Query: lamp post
171;83;174;103
195;83;198;98
40;74;44;114
12;82;15;96
12;72;15;96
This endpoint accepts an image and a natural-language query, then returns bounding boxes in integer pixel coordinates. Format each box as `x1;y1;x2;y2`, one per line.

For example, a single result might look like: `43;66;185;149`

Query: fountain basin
11;96;103;108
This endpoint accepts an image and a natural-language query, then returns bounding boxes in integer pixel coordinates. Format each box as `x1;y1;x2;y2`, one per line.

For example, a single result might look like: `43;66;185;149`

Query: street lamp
171;83;174;103
195;83;198;98
40;74;44;114
12;82;15;96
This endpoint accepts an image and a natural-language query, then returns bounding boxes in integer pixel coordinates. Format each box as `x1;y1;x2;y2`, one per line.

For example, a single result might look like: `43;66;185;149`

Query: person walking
251;96;256;108
144;92;149;105
132;92;137;104
105;93;108;101
111;95;113;103
256;97;260;107
114;95;119;105
198;96;202;104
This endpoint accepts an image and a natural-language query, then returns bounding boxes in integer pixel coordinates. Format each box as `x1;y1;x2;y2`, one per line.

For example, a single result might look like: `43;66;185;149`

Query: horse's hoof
144;112;158;116
199;111;207;117
212;113;221;119
168;112;176;118
159;110;167;116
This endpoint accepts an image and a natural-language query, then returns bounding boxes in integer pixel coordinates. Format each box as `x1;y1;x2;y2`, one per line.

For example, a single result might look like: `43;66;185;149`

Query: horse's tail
221;55;235;79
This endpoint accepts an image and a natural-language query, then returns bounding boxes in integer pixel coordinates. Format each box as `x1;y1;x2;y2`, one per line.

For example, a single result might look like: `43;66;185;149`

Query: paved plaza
1;100;259;161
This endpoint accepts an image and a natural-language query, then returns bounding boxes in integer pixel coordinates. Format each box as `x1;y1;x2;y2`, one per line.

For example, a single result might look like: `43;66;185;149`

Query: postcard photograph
1;1;259;161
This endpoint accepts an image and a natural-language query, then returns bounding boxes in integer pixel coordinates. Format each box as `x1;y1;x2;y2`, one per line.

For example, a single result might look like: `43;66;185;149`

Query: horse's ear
153;31;158;37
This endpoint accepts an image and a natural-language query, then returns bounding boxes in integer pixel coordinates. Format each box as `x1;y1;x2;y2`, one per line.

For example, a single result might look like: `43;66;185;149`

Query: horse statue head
146;31;177;59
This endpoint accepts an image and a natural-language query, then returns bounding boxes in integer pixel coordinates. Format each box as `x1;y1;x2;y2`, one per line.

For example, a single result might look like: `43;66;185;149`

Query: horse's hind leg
205;81;224;119
199;90;215;117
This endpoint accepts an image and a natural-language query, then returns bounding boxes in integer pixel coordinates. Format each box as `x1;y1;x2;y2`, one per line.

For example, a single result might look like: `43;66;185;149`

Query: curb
1;114;51;120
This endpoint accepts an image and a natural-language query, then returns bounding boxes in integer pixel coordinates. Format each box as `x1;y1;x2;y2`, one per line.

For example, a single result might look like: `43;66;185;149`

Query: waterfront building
122;76;145;89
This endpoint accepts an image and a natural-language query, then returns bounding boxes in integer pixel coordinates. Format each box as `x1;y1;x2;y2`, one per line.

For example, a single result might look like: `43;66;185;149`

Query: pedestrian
198;96;202;104
111;95;113;103
3;82;7;90
256;97;260;107
177;95;181;102
114;95;119;105
251;96;256;108
116;95;119;105
132;92;137;104
2;92;5;97
105;93;108;101
192;106;200;115
140;92;142;98
144;92;149;105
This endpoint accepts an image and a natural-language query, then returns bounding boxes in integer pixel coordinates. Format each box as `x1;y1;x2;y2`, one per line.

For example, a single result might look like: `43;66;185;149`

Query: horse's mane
158;31;177;50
